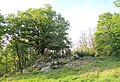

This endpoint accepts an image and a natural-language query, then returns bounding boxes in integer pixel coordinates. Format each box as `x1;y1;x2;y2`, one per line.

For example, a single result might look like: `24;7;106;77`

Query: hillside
1;56;120;82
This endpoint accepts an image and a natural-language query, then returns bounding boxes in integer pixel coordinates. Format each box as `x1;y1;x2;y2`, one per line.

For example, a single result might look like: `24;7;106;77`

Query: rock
33;62;44;69
73;54;79;59
46;59;52;63
51;65;61;69
66;58;71;62
54;60;58;64
58;58;63;63
41;66;52;72
46;62;52;66
33;60;44;69
38;64;43;68
65;63;75;67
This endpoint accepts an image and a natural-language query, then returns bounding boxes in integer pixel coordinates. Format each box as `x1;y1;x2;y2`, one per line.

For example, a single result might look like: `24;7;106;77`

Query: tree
95;0;120;57
109;13;120;57
114;0;120;7
11;4;70;57
95;12;120;57
95;12;112;56
1;4;71;73
77;28;96;57
0;13;4;49
78;32;88;51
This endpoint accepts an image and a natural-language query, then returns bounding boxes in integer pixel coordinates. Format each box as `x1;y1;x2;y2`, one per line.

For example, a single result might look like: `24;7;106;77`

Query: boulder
73;54;79;59
46;62;52;66
33;59;44;69
46;59;52;63
65;63;75;67
66;57;71;62
53;60;58;64
41;66;52;72
51;65;61;69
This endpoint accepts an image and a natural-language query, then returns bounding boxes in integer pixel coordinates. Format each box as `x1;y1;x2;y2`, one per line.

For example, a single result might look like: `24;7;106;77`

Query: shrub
74;51;96;57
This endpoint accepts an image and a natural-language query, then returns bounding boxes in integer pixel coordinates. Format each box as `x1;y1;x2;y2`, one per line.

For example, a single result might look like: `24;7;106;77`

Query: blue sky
0;0;119;46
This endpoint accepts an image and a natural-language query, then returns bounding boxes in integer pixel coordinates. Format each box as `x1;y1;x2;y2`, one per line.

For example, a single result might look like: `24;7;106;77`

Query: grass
1;56;120;82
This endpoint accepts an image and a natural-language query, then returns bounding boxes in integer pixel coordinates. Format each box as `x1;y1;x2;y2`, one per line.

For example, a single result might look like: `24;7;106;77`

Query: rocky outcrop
33;59;45;70
41;66;52;72
65;63;75;67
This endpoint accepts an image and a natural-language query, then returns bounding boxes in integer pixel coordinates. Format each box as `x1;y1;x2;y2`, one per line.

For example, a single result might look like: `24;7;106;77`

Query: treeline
95;0;120;57
74;0;120;57
0;4;71;76
95;12;120;57
75;12;120;57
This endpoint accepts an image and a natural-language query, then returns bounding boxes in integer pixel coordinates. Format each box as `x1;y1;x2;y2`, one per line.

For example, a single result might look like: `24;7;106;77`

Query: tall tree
95;12;112;56
109;13;120;57
0;13;4;49
95;12;120;57
2;4;71;73
10;4;71;57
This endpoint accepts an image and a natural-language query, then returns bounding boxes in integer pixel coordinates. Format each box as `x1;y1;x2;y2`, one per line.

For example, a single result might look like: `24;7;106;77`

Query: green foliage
109;13;120;57
6;4;70;56
114;0;120;7
95;12;120;57
95;12;112;56
75;50;96;57
0;13;4;49
0;4;71;75
95;2;120;57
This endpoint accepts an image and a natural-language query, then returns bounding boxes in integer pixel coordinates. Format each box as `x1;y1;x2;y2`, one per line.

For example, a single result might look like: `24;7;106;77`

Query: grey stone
66;58;71;62
33;59;44;69
46;62;52;66
41;66;52;72
51;65;61;69
54;60;58;64
73;54;79;59
65;63;75;67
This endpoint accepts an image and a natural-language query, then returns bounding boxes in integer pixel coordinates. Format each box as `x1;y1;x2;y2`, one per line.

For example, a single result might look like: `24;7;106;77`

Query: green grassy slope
1;56;120;82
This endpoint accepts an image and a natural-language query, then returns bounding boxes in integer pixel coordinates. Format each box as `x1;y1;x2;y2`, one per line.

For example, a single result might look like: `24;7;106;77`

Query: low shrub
74;51;96;57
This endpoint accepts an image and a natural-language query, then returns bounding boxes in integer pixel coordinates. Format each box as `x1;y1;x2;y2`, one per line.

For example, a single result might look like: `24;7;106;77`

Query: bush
74;51;96;57
74;51;87;57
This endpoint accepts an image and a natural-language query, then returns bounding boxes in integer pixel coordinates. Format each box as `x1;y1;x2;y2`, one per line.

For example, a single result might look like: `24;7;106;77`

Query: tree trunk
40;48;45;55
15;41;23;73
21;53;26;69
14;56;17;72
5;53;8;74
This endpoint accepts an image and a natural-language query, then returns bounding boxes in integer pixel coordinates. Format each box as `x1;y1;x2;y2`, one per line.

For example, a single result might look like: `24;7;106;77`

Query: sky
0;0;119;46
